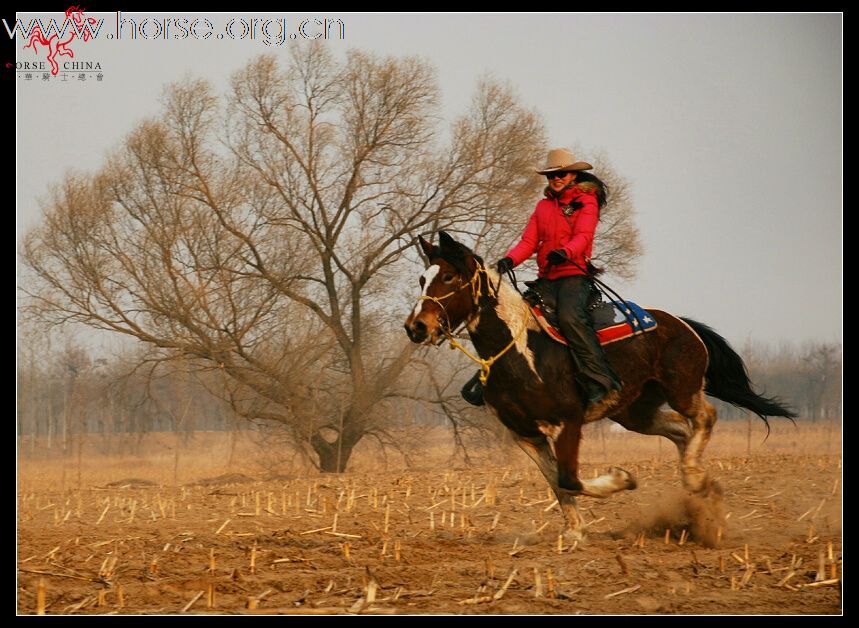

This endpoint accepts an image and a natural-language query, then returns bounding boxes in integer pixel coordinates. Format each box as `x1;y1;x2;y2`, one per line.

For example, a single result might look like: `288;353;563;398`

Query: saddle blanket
531;300;658;346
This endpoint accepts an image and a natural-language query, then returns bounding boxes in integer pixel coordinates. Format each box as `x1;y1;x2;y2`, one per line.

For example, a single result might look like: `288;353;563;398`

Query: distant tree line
16;334;233;458
713;339;841;423
17;327;840;461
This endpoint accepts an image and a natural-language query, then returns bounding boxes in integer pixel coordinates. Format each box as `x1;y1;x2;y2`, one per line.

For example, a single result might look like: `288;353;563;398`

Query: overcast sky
15;12;842;348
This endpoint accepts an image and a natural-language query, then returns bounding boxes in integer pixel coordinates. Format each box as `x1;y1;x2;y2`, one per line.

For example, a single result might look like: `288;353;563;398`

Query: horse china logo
16;6;100;76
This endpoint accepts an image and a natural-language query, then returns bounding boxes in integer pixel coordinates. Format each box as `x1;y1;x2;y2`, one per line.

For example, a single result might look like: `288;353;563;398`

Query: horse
404;231;795;545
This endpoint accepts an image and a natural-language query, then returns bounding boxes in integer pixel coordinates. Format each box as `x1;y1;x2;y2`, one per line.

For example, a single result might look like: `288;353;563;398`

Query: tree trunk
47;404;53;452
227;428;239;472
746;412;752;457
311;432;361;473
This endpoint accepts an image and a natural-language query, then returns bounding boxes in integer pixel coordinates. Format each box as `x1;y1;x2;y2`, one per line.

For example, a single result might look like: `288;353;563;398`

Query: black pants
540;275;622;394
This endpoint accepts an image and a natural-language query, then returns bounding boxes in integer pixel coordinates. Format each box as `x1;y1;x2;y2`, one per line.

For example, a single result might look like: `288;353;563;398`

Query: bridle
417;264;489;319
417;261;531;386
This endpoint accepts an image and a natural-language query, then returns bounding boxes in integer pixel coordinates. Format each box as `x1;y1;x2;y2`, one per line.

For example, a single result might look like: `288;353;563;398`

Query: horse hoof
609;466;637;490
563;528;585;545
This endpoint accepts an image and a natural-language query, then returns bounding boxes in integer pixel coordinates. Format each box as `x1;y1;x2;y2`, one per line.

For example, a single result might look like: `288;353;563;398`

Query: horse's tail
681;317;797;432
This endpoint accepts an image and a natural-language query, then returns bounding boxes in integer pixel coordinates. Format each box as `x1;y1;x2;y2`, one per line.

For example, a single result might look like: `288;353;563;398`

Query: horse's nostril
413;320;427;334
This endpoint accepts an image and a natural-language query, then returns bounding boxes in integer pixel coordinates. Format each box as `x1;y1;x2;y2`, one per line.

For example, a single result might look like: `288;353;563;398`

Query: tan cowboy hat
536;148;593;174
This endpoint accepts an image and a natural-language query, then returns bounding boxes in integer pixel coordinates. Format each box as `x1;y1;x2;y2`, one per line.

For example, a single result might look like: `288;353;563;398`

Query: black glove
496;257;514;274
547;249;568;265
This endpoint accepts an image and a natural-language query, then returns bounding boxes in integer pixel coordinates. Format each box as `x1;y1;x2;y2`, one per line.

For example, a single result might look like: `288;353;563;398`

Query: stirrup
461;372;485;407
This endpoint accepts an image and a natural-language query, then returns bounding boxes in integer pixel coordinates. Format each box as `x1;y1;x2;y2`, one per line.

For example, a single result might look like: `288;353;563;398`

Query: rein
418;264;530;385
505;256;648;335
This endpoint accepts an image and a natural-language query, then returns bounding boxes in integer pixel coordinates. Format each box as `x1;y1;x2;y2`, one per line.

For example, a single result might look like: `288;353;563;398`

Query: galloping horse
404;232;795;544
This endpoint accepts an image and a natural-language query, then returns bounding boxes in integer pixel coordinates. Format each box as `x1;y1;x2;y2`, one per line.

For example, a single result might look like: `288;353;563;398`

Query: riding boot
556;276;623;420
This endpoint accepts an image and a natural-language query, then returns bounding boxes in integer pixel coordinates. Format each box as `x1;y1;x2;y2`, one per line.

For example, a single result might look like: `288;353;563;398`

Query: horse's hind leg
612;382;693;458
623;376;718;494
675;389;718;494
613;381;716;492
665;387;724;546
643;379;718;493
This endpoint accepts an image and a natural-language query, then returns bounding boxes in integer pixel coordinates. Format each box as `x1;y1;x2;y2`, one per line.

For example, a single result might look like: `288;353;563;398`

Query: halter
418;263;531;386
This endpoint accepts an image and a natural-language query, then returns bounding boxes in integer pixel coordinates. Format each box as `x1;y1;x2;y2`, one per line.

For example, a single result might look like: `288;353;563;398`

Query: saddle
460;279;659;407
522;280;658;346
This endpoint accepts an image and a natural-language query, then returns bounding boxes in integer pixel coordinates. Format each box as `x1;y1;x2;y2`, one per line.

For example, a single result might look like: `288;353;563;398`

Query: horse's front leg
513;433;586;542
543;420;585;492
538;420;638;498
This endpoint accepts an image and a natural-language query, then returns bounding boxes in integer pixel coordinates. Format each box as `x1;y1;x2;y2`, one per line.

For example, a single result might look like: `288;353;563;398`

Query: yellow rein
417;265;531;385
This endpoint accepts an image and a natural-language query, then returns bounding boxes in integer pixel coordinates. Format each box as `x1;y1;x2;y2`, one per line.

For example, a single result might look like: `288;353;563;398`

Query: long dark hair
573;171;609;209
573;171;609;277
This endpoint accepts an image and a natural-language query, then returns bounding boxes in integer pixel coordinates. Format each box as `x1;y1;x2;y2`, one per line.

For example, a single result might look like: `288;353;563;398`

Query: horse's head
404;231;486;344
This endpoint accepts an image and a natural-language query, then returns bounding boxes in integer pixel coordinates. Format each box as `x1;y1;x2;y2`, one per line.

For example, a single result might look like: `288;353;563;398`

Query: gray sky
15;12;842;348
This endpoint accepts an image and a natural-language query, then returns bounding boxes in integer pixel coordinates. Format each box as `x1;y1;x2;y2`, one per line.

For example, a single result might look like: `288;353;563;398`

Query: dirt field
17;421;842;615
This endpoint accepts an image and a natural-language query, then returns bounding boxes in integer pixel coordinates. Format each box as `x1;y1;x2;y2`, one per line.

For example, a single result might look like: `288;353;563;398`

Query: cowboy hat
536;148;593;174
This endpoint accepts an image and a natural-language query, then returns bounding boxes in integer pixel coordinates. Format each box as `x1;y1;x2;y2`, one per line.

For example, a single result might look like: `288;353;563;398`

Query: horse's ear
438;230;475;274
418;235;435;260
438;231;457;252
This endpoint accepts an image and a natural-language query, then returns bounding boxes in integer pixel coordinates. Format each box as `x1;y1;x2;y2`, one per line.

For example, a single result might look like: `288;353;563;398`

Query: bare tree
799;342;840;421
586;152;644;281
21;45;551;471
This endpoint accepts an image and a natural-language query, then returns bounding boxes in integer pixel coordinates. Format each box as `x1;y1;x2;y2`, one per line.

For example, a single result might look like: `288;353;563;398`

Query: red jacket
505;184;600;280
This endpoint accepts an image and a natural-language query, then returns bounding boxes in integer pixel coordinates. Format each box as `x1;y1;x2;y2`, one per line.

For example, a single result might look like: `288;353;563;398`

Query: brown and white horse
404;232;795;544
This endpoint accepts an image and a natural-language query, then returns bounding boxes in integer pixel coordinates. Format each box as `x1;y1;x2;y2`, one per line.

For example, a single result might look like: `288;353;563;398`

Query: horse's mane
427;234;481;278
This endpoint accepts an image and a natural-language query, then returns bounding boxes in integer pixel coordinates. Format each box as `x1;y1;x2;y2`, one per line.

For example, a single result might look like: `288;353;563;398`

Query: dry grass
17;422;842;615
17;418;839;490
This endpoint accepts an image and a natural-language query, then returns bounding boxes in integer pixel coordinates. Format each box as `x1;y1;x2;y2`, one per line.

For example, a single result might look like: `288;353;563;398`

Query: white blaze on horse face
412;265;440;319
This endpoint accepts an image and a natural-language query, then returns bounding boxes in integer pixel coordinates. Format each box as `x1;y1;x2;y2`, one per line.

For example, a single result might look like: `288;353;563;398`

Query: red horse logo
23;6;97;76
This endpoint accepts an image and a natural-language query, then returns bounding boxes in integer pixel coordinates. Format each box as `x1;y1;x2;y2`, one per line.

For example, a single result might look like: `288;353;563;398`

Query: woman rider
494;148;623;421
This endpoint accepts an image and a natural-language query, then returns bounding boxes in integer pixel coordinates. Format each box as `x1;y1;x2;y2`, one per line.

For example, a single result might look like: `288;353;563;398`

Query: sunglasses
546;171;570;180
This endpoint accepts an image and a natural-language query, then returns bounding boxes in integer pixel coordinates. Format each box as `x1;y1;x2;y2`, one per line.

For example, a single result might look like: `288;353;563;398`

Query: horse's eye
419;276;425;287
443;274;455;283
